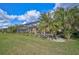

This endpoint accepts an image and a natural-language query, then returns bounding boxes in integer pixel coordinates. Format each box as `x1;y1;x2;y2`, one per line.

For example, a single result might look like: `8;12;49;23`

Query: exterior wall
17;26;38;33
16;20;39;33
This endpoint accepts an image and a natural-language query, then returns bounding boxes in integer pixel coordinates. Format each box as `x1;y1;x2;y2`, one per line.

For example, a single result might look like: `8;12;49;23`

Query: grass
0;33;79;55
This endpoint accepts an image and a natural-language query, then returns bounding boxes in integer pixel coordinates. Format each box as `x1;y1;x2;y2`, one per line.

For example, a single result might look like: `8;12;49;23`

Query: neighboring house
17;21;39;34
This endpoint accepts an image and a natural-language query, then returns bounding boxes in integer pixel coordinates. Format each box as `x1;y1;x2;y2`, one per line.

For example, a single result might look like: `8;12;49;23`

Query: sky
0;3;55;15
0;3;55;28
0;3;78;29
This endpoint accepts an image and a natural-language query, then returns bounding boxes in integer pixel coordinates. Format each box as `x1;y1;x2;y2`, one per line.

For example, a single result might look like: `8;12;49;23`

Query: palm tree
38;13;49;36
50;8;64;39
38;6;79;40
63;6;79;39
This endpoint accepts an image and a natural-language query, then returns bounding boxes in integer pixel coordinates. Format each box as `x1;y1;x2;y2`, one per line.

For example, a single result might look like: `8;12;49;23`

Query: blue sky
0;3;55;28
0;3;55;15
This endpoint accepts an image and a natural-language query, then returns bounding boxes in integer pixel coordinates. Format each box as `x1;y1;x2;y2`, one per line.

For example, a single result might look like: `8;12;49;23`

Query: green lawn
0;33;79;55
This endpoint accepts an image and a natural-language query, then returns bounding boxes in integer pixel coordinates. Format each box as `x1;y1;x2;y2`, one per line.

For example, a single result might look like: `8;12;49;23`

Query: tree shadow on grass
71;32;79;41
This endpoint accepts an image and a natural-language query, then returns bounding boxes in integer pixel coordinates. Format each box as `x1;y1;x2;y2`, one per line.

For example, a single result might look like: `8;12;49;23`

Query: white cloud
27;10;40;18
0;22;11;29
0;9;11;28
54;3;79;9
53;3;61;10
0;9;17;20
22;22;26;24
17;10;40;24
0;9;7;15
0;20;7;23
3;23;10;26
18;10;40;21
0;9;41;28
6;15;17;19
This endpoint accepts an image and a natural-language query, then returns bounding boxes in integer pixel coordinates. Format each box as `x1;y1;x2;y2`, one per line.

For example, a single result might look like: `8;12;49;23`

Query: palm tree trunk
53;31;57;39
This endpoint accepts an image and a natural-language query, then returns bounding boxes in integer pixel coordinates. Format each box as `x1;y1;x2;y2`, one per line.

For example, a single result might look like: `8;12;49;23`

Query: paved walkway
52;38;66;42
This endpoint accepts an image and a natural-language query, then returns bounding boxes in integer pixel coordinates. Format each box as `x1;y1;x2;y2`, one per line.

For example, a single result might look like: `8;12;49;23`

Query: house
17;21;39;34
